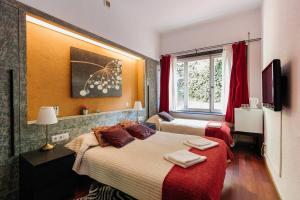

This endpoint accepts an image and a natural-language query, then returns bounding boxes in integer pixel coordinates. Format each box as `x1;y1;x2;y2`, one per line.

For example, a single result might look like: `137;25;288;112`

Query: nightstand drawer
33;155;75;190
234;108;263;134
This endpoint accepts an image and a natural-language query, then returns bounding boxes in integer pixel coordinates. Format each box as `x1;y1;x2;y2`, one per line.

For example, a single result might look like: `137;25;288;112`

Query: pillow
101;127;135;148
118;120;137;128
146;115;162;130
92;125;120;147
126;124;156;140
158;111;174;122
65;132;99;153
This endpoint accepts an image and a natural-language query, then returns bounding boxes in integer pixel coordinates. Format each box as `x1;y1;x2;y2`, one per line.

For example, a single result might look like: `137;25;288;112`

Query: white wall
18;0;159;60
160;8;262;103
262;0;300;199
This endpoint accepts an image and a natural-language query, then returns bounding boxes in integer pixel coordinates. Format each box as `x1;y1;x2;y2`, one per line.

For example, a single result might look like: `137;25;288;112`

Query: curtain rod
169;37;261;56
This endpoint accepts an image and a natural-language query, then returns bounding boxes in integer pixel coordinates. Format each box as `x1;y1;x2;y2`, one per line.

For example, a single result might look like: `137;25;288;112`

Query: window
173;52;223;113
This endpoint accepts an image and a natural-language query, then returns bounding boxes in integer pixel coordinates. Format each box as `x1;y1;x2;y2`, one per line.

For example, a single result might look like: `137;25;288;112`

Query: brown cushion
126;124;156;140
118;120;137;128
92;125;120;147
158;111;174;122
101;127;135;148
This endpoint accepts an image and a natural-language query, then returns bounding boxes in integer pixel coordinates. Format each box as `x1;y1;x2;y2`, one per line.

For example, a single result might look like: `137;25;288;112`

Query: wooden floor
221;142;280;200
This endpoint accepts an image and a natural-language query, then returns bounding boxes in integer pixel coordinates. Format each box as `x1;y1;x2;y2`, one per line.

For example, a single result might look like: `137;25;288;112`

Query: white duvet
159;118;209;136
65;131;204;200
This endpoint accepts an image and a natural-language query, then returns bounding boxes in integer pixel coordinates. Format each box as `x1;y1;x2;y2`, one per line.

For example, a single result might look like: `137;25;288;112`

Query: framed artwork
71;47;122;98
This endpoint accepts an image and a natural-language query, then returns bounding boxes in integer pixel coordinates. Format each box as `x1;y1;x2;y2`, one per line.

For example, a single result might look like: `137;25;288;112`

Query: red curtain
159;55;171;112
225;41;249;123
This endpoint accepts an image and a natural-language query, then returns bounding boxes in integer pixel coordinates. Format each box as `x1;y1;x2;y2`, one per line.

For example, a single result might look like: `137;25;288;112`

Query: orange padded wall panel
27;21;145;121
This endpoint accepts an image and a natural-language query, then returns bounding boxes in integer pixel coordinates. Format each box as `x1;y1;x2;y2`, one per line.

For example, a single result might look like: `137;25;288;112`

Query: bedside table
140;122;156;130
234;108;264;155
20;145;78;200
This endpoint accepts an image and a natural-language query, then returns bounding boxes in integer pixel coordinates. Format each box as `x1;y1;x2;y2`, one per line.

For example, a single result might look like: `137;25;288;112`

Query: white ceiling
122;0;262;33
19;0;262;59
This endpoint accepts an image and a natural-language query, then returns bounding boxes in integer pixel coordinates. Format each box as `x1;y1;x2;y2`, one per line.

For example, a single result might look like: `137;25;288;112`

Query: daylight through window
173;52;223;113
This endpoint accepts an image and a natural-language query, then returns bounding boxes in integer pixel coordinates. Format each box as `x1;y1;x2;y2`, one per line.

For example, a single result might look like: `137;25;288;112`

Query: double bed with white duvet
66;130;229;200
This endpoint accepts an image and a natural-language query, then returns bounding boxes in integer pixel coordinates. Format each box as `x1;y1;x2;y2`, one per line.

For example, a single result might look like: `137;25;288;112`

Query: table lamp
133;101;143;123
36;107;58;151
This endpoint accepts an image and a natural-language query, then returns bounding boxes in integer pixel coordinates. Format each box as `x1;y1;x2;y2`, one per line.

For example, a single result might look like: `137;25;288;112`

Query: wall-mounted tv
262;59;282;111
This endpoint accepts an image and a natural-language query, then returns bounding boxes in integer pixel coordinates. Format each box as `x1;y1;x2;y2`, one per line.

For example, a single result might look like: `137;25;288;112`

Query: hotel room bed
147;116;234;147
159;118;209;136
66;131;229;200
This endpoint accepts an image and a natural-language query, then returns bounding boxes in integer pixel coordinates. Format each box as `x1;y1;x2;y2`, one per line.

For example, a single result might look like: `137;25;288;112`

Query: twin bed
160;118;208;135
147;115;234;147
66;116;234;200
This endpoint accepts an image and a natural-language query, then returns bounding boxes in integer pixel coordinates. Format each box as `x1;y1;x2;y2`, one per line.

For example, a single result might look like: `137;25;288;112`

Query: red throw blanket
205;122;234;161
162;137;228;200
205;121;233;147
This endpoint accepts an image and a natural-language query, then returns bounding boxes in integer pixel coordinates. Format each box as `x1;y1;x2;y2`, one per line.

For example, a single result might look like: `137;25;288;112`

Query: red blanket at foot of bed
205;121;234;147
162;137;228;200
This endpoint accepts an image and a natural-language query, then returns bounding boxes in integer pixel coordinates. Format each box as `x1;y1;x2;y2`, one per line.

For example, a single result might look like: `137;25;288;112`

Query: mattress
67;131;227;200
160;118;209;136
71;131;196;200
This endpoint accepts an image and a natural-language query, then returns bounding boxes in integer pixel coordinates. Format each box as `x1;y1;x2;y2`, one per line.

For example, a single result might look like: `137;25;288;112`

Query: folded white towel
164;150;206;168
184;138;219;150
207;122;222;128
187;138;212;147
165;150;200;164
165;156;206;168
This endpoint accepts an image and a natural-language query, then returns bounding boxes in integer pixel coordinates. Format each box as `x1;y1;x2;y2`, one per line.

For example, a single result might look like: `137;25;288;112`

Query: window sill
170;110;224;116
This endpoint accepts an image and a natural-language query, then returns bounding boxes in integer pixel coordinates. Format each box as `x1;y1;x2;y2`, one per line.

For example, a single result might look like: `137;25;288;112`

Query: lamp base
40;143;55;151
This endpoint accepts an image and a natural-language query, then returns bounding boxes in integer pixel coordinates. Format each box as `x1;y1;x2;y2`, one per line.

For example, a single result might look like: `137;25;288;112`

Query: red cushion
92;125;121;147
101;127;135;148
126;124;156;140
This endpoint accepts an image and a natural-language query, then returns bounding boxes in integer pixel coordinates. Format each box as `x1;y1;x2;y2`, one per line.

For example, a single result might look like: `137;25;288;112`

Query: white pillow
65;132;98;153
146;115;162;130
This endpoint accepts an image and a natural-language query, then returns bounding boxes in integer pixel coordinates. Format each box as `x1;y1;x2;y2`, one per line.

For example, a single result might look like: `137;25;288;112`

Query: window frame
174;52;223;113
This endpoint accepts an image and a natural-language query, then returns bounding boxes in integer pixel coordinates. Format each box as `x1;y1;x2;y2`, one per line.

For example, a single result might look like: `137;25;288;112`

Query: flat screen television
262;59;282;111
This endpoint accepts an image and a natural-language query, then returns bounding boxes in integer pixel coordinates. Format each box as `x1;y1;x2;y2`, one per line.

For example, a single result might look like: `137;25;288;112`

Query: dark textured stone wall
146;59;159;118
0;1;21;199
22;110;143;152
0;0;159;199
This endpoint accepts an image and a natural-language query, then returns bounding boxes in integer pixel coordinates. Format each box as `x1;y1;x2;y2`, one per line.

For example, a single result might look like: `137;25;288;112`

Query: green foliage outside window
214;58;223;103
188;60;210;102
176;58;222;104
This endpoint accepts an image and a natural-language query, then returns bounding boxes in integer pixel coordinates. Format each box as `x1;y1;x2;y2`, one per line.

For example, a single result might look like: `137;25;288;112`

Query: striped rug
77;183;136;200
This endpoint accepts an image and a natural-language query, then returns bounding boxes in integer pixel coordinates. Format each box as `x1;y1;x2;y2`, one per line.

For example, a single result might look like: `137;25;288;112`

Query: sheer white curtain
169;55;177;111
221;45;233;114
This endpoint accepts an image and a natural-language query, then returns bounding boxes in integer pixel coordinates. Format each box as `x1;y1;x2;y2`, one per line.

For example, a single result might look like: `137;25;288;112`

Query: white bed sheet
159;118;209;136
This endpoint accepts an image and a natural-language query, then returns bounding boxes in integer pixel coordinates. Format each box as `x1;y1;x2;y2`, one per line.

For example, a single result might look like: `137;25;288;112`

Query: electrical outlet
52;133;69;143
262;143;267;155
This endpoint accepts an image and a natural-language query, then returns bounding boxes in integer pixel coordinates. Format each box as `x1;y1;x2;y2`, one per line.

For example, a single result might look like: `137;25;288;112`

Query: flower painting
71;47;122;98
